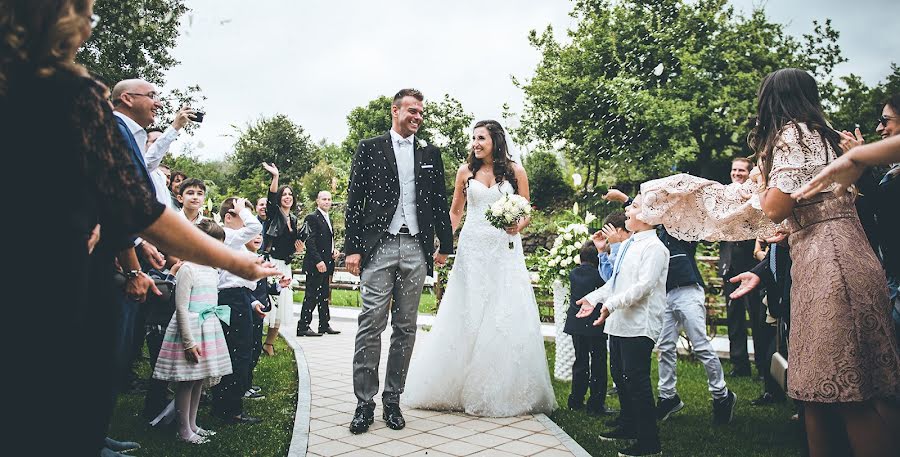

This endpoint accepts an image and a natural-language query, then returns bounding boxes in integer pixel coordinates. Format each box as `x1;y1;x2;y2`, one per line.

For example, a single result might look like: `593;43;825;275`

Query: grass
109;334;297;457
293;289;438;314
545;341;804;457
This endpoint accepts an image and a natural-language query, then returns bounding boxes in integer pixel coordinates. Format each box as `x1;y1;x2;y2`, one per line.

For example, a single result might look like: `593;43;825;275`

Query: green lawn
545;342;804;457
293;288;438;314
109;335;296;457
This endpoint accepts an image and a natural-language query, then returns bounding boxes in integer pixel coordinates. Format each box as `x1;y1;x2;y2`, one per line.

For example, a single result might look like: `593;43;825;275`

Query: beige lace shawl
638;123;835;242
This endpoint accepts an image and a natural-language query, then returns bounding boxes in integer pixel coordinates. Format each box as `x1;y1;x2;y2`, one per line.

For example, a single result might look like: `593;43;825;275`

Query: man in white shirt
210;197;265;425
144;107;195;207
576;195;667;457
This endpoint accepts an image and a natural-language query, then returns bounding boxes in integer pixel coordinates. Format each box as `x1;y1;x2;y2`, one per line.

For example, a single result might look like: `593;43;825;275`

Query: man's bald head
316;190;333;212
111;78;161;128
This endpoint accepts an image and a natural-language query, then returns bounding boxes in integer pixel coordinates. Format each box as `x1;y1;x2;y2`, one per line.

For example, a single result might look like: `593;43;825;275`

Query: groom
344;88;454;434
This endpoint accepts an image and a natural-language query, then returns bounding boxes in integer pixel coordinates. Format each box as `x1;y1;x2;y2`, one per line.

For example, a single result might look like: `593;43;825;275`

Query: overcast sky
162;0;899;160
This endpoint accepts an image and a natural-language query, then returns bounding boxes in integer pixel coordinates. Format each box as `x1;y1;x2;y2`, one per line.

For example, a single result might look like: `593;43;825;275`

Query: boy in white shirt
576;194;668;457
210;197;264;424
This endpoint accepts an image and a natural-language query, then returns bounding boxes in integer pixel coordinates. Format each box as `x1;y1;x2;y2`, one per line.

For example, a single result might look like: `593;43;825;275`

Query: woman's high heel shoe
149;400;176;427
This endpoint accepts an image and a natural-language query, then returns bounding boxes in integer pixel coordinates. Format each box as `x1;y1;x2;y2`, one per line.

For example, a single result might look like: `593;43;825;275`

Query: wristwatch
125;270;141;279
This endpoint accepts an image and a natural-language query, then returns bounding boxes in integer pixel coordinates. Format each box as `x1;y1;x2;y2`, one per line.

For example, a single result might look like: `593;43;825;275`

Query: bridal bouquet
485;194;532;249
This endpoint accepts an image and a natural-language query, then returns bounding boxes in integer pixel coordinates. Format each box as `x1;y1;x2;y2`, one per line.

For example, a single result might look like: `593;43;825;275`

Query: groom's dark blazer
344;131;454;274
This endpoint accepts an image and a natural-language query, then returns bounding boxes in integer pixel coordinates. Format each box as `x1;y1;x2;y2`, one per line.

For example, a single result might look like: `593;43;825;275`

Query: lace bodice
459;179;522;245
769;122;839;194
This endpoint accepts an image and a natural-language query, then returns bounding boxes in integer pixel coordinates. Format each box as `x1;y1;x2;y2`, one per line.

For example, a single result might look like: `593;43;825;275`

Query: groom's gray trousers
353;233;427;407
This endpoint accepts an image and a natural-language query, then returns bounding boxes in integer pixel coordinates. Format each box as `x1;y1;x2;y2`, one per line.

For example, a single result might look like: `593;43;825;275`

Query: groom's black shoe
383;403;406;430
349;404;374;434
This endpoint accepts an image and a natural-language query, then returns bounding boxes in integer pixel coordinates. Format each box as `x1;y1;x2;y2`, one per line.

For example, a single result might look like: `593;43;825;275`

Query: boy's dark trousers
212;287;255;417
569;333;608;410
609;335;659;448
249;311;265;388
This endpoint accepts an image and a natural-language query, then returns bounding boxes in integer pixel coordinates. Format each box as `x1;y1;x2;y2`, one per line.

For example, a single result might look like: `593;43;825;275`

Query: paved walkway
282;309;590;457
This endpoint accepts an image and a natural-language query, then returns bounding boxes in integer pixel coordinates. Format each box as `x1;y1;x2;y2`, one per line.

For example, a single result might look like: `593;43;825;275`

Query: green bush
524;150;574;210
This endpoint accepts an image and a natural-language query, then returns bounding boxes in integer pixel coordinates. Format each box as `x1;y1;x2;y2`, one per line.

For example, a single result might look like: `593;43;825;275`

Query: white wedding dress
403;179;558;417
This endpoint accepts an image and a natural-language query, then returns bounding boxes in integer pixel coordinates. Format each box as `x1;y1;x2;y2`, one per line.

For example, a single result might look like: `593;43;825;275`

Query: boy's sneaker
618;441;662;457
244;390;265;400
599;427;638;442
712;390;737;425
656;394;684;421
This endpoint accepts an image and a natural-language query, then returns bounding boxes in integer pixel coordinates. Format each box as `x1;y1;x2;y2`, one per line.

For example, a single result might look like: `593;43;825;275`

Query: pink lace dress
640;123;900;403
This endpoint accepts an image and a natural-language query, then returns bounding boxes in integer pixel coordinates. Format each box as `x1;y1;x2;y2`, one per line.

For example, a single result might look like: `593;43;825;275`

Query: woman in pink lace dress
642;69;899;456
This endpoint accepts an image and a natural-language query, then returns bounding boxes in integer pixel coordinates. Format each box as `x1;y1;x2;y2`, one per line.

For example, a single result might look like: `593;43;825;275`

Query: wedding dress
403;179;557;417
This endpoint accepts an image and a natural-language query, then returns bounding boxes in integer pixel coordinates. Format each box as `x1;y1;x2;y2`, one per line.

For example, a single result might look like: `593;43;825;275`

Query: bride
403;120;557;417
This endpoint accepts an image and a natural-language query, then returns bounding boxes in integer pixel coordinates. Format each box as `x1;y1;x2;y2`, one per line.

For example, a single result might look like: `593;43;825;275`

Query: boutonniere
417;139;427;149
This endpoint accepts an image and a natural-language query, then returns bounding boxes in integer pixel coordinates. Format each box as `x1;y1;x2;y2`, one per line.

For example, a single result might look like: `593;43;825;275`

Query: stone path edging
284;332;310;457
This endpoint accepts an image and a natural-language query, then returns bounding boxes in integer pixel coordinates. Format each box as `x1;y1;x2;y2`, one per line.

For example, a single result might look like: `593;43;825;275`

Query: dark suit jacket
115;115;153;249
719;239;757;280
750;244;792;320
302;209;335;275
564;264;606;336
344;132;454;274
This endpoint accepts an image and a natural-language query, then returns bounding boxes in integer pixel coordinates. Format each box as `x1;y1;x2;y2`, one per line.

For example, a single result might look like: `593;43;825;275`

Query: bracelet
125;270;141;279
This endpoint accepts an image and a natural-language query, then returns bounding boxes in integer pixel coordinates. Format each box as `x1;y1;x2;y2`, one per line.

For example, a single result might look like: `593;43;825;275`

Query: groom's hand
345;254;361;276
434;253;448;267
592;305;611;327
574;298;595;318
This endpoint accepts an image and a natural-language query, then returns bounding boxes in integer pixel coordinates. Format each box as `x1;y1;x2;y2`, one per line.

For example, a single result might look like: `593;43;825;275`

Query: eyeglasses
90;14;100;29
126;92;161;102
878;115;896;127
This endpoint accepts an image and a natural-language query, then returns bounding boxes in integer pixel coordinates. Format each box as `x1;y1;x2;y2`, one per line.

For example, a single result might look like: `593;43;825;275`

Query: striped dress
153;262;233;386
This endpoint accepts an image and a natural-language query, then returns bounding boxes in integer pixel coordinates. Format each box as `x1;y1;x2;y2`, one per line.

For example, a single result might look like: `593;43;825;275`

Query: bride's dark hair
467;120;518;193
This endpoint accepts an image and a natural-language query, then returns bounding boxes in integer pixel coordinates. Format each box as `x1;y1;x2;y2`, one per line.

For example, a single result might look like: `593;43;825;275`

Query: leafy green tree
518;0;846;186
77;0;188;86
229;114;319;193
830;65;900;142
524;150;574;209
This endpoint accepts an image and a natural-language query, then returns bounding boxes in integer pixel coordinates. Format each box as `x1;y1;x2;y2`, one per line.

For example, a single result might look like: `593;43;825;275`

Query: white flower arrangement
542;204;597;285
485;193;532;249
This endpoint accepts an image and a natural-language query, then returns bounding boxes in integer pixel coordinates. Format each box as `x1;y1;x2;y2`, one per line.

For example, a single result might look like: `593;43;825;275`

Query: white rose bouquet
485;193;532;249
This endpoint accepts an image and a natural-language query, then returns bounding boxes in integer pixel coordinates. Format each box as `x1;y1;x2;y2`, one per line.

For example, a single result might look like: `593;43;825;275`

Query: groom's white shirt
388;128;420;235
582;229;669;342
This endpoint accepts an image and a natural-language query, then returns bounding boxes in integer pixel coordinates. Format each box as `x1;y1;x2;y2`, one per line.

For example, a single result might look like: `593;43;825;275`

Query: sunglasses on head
878;115;896;127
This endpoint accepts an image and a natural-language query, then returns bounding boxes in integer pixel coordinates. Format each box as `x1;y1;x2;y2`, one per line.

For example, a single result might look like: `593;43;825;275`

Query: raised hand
602;188;629;204
590;230;608;253
232;197;248;213
172;105;195;130
838;128;865;153
728;272;761;300
600;223;622;243
262;162;279;176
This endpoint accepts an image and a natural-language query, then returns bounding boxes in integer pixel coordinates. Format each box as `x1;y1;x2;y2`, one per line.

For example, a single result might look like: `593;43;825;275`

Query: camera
190;111;205;123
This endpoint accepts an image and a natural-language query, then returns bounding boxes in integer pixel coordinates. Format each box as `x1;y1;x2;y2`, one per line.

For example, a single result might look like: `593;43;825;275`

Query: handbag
769;318;788;392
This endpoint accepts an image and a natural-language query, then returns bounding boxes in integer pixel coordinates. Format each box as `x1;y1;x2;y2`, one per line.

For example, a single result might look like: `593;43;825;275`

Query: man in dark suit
719;157;763;377
345;88;454;434
297;190;340;336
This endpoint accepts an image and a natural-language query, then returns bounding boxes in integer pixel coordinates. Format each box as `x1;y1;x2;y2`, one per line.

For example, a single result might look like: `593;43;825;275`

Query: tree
229;115;319;194
830;65;900;142
518;0;846;186
77;0;188;86
524;150;574;209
